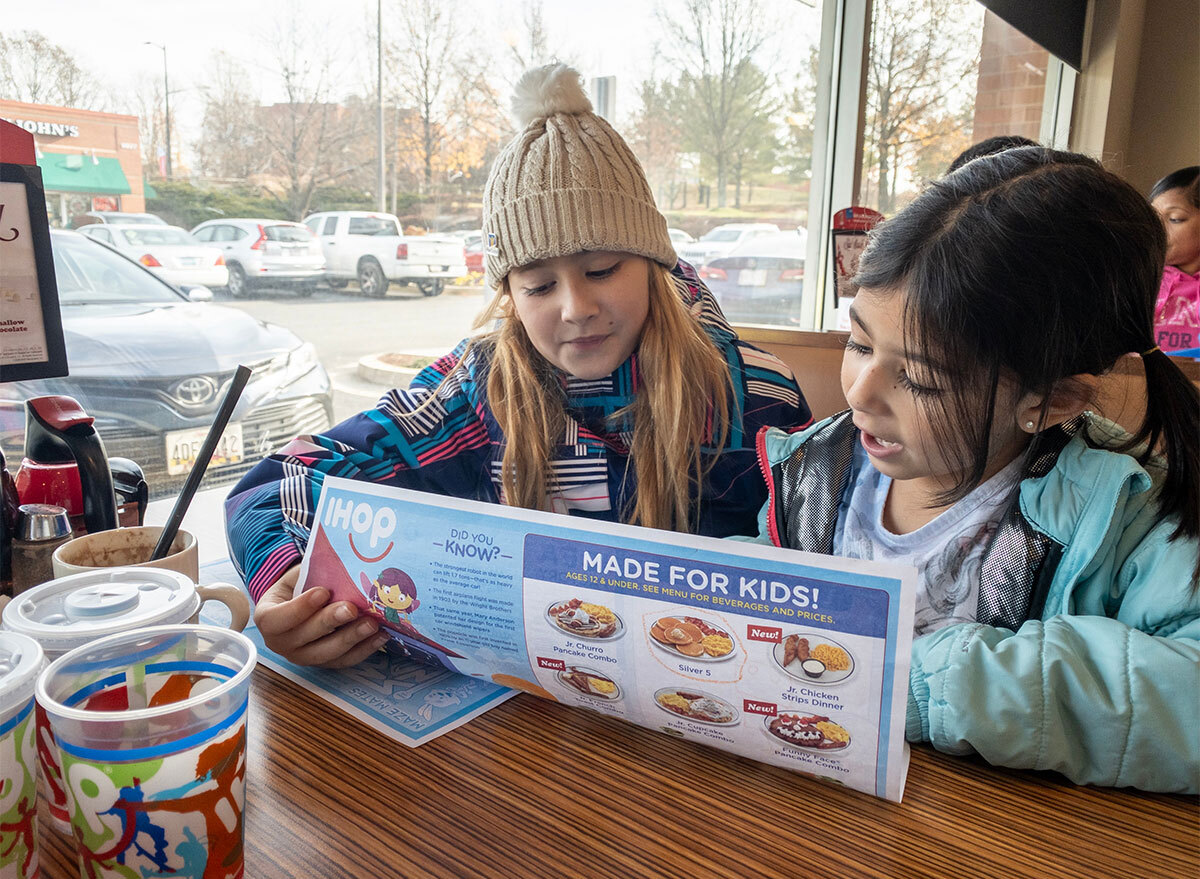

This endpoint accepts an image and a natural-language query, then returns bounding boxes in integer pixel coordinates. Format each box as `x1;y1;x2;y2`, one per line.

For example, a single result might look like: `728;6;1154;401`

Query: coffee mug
52;525;199;581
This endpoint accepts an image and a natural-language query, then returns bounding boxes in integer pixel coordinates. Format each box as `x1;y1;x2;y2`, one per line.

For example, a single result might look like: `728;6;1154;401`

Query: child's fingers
253;582;329;641
319;631;392;669
286;618;386;667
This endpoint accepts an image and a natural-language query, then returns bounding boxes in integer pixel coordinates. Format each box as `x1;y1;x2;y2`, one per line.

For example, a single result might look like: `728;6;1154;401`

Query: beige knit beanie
482;63;676;289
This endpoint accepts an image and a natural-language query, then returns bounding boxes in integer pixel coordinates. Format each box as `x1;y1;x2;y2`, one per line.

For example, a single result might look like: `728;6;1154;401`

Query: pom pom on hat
511;63;593;127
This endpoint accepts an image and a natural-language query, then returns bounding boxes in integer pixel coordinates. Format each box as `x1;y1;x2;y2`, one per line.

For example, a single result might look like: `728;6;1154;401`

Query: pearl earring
1025;421;1035;430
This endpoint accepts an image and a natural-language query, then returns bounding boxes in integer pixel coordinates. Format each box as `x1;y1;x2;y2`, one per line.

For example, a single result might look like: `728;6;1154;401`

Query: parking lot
213;281;490;423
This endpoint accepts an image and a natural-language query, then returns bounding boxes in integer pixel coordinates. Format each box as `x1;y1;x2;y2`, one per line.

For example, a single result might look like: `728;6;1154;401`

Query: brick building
0;99;146;227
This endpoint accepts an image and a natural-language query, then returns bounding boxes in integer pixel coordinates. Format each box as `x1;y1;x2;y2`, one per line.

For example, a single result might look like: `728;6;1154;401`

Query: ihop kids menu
295;477;918;801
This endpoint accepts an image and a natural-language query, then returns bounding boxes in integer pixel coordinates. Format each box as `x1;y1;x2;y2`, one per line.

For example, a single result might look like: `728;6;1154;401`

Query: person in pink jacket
1149;166;1200;354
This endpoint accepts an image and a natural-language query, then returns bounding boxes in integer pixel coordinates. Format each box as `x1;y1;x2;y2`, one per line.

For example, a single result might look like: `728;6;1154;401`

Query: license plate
180;257;201;266
737;269;768;286
166;423;244;476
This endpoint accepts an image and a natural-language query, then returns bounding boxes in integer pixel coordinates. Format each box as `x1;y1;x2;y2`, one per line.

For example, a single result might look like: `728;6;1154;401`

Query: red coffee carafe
14;395;119;536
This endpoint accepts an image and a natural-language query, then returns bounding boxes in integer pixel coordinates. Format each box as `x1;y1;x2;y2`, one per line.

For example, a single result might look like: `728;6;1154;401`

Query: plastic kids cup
2;566;250;835
36;625;256;879
0;632;45;879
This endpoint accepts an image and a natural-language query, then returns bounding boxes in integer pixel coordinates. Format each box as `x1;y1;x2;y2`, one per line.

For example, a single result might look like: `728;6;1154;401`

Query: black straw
150;365;252;561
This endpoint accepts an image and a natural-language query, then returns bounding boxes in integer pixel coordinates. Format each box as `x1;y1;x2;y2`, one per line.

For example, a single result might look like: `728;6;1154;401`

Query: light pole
144;42;171;178
377;0;385;211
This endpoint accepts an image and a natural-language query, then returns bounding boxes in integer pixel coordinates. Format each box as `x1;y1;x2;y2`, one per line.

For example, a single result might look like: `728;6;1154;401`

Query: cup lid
1;567;199;654
0;631;45;720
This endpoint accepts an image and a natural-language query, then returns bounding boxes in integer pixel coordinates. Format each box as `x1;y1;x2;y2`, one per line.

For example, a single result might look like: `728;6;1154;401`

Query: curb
357;354;420;385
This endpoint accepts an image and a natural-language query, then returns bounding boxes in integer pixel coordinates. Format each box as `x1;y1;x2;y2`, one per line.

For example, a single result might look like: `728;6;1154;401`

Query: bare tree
657;0;777;208
387;0;462;194
195;53;265;181
254;17;367;219
628;77;687;210
861;0;980;213
0;30;105;108
505;0;553;73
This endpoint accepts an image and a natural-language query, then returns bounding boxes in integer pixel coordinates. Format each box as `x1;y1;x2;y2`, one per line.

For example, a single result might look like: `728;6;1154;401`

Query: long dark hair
854;147;1199;552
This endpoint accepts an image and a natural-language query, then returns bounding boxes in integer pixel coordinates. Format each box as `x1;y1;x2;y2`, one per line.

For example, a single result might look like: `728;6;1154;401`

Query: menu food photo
296;478;918;802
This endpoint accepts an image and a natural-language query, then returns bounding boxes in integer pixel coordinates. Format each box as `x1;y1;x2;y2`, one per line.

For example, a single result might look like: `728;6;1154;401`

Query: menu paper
297;477;917;801
0;180;48;366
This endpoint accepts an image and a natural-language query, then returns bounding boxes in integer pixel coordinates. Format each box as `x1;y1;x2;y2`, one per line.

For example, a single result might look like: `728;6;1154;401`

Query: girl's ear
1015;374;1100;433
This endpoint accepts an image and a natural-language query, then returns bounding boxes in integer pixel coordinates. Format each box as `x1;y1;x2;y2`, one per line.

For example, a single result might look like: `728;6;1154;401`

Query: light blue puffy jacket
746;414;1200;793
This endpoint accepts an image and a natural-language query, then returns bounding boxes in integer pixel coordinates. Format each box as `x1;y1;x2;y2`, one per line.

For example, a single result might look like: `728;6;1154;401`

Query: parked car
677;222;781;268
303;211;467;297
78;223;228;290
70;211;168;228
455;230;485;274
190;218;326;297
698;230;806;325
0;231;334;500
668;227;695;247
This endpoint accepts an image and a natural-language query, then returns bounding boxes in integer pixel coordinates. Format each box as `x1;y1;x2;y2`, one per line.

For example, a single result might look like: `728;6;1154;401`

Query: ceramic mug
52;525;200;582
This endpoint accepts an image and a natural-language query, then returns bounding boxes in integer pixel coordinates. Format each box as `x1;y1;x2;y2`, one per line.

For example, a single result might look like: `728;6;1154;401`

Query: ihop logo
323;497;396;549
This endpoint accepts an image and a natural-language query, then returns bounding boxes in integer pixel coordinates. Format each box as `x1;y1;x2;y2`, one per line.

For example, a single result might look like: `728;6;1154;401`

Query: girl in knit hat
225;64;811;667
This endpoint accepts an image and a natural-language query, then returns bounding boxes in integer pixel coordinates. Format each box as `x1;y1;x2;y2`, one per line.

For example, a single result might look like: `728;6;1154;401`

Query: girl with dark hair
1149;166;1200;353
746;148;1199;793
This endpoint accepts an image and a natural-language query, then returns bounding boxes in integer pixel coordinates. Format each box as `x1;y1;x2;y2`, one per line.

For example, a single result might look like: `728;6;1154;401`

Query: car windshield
347;216;399;236
118;227;194;246
701;229;743;242
264;224;311;242
53;234;187;305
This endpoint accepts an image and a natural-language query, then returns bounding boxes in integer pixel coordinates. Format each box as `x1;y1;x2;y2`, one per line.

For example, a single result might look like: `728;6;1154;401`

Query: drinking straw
150;365;252;561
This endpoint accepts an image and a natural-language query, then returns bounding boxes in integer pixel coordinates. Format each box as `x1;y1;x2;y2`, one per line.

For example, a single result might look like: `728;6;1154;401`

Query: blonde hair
450;260;733;531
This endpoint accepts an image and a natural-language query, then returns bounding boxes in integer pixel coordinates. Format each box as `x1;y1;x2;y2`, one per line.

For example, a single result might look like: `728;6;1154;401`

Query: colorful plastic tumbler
36;624;255;879
0;631;45;879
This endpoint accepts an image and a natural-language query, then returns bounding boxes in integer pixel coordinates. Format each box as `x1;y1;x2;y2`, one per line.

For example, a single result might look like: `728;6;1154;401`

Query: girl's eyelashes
585;261;621;279
844;337;871;355
517;261;621;294
898;371;942;397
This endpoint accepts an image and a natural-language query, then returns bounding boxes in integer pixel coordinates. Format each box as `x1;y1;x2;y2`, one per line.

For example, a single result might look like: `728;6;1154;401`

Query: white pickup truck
302;211;467;297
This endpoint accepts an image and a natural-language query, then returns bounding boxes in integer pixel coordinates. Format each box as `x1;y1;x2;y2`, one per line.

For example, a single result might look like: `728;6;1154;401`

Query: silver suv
190;218;326;297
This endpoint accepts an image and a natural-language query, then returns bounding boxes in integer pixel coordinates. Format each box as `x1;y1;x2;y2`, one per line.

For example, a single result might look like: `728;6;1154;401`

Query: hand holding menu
296;477;918;801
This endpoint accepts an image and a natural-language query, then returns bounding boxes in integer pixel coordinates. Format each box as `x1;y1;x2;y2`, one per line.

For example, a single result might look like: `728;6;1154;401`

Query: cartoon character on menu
362;567;420;625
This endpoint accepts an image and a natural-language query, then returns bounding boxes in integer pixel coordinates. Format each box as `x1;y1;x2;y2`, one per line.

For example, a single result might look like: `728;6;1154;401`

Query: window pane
858;3;1051;216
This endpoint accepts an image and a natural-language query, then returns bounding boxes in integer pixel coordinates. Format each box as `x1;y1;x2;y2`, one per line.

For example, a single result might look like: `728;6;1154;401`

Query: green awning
37;152;132;195
144;180;158;198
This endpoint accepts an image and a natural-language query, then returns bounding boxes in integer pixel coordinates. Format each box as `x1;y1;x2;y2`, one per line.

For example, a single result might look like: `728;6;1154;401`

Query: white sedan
78;223;229;289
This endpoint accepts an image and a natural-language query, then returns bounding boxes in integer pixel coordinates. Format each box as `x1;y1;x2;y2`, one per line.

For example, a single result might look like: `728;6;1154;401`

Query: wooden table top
37;665;1198;879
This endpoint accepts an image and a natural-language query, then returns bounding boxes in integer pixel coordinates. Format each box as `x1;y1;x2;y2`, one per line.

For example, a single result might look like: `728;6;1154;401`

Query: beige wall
1124;0;1200;193
1072;0;1199;192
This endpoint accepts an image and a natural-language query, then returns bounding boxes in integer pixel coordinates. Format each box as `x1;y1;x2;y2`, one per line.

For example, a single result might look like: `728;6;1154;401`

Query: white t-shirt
833;445;1023;636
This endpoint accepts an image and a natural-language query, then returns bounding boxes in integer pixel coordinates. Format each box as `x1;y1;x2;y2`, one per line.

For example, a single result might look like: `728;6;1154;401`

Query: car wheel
294;284;315;298
418;279;445;297
226;263;248;298
327;278;349;289
357;260;388;297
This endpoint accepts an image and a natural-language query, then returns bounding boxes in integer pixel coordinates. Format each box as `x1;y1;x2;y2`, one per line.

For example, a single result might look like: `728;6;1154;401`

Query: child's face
841;288;1028;493
377;581;412;611
1151;187;1200;274
507;252;651;380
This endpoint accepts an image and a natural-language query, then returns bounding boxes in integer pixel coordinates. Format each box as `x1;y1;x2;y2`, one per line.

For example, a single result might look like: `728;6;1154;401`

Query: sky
5;0;823;157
